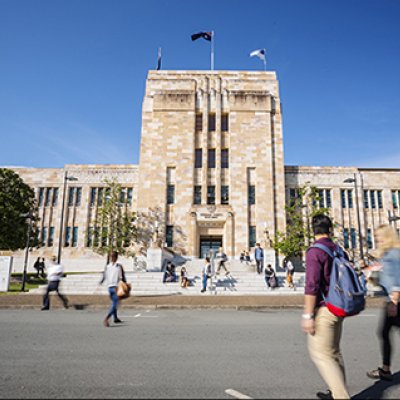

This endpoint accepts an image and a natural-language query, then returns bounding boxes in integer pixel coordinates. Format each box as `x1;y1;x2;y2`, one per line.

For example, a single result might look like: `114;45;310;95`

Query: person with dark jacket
301;215;350;399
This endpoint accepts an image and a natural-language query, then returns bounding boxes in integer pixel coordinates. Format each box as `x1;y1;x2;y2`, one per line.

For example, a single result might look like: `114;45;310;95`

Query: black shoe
367;367;393;381
114;318;123;324
201;289;206;293
316;390;333;400
41;307;49;311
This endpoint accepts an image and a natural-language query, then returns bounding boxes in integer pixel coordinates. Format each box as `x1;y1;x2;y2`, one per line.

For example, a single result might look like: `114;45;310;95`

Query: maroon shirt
305;237;337;308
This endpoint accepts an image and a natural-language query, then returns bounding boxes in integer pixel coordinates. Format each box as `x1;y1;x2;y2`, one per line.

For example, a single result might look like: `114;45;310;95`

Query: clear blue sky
1;0;400;169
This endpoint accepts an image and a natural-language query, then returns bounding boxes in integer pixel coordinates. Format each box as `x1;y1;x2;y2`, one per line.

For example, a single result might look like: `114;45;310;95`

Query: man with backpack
302;215;352;400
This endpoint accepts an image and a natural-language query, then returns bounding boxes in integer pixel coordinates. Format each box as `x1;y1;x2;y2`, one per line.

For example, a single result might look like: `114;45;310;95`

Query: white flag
249;48;266;61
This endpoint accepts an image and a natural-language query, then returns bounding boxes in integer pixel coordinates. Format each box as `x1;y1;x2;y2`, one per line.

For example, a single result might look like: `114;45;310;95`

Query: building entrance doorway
200;236;222;259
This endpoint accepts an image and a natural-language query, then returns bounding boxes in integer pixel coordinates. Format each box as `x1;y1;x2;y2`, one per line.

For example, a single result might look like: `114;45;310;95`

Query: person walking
201;257;212;293
254;243;264;274
285;258;295;289
33;257;41;278
301;214;350;400
215;247;230;276
38;257;46;278
100;251;126;327
366;225;400;381
41;256;69;311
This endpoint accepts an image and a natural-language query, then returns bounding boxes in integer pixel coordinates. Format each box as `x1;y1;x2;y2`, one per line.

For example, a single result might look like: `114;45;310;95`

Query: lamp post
20;211;34;292
344;174;364;261
57;171;78;264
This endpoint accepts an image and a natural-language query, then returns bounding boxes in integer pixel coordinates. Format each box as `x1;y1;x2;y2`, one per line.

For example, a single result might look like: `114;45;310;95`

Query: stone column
225;212;234;258
190;212;198;257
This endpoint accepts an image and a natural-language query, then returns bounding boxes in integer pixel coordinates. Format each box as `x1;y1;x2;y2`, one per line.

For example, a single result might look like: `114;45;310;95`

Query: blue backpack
312;243;367;317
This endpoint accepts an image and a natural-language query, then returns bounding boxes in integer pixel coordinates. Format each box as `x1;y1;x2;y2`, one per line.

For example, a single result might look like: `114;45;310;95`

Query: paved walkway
0;293;385;310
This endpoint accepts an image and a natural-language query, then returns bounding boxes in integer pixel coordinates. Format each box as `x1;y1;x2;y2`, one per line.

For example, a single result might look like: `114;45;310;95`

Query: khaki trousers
308;307;350;399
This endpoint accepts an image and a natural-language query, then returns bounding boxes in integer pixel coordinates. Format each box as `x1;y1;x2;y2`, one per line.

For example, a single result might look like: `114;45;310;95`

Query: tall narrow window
45;188;51;207
167;184;175;204
72;227;78;247
120;188;126;204
48;227;54;247
195;113;203;131
348;190;353;209
326;190;332;208
208;113;216;131
207;186;215;205
38;188;44;207
194;186;201;205
249;226;256;248
65;227;71;247
68;187;75;206
343;228;349;249
90;188;96;206
392;191;398;208
318;189;324;208
221;186;229;205
98;188;104;206
208;149;216;168
101;227;108;247
364;190;369;208
370;190;376;209
127;188;133;205
341;190;346;208
75;187;82;206
377;190;383;209
367;228;373;249
166;225;173;247
94;227;100;247
221;113;229;132
221;149;229;169
87;227;94;247
195;149;202;168
350;228;357;249
248;185;256;205
52;188;59;207
289;188;297;206
41;227;48;246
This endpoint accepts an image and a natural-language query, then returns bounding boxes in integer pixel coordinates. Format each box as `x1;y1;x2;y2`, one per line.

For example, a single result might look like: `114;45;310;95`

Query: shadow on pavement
353;371;400;399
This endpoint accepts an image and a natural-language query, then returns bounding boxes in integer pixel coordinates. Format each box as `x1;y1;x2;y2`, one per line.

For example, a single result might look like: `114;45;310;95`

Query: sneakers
40;307;49;311
316;390;332;400
200;289;206;293
114;318;123;324
367;367;393;381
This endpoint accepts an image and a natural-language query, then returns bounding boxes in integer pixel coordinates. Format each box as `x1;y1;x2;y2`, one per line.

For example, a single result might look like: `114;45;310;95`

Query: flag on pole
250;48;266;61
156;47;162;70
191;31;213;41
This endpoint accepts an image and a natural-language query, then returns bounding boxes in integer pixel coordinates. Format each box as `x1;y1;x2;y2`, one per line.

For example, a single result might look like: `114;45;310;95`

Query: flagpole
211;31;214;71
263;48;266;71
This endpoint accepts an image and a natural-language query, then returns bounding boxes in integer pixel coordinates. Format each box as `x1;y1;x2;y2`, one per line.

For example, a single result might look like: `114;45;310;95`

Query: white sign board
0;256;13;292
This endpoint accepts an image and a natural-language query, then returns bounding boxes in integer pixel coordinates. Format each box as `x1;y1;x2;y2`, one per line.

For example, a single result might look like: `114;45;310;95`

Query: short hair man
254;243;264;274
302;215;350;399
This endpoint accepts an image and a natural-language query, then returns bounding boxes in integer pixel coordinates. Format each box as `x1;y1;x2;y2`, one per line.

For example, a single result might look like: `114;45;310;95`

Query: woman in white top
100;251;126;327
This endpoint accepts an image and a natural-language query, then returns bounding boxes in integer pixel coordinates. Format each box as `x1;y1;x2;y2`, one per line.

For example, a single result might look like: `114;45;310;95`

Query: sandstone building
7;71;400;272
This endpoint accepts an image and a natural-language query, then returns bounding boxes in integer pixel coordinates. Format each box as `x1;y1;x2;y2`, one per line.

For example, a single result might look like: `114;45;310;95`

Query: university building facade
9;71;400;272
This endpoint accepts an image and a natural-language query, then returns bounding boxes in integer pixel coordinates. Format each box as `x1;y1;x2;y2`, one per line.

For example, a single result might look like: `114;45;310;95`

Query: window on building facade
41;227;47;246
167;185;175;204
98;188;104;206
318;189;331;208
367;229;373;249
208;149;216;168
195;113;203;131
364;190;369;209
392;191;399;208
289;188;298;206
195;149;202;168
208;113;216;131
72;227;78;247
221;113;229;132
101;227;108;247
68;187;75;207
377;190;383;209
127;188;133;205
370;190;376;209
38;188;44;207
48;227;54;247
348;190;353;208
52;188;59;207
90;188;96;206
119;188;126;204
207;186;215;205
221;185;229;205
350;228;356;249
87;227;94;247
75;187;82;206
221;149;229;169
343;228;349;249
45;188;51;207
166;225;173;247
65;227;71;247
93;227;99;247
248;185;256;205
194;186;201;205
341;190;346;209
249;226;256;248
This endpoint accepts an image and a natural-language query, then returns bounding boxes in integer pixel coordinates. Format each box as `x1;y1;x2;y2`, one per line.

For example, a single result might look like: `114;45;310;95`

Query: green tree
0;168;39;251
93;179;137;259
273;185;330;259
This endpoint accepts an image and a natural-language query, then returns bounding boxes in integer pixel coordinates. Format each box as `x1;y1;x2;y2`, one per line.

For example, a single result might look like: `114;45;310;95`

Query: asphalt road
1;308;400;399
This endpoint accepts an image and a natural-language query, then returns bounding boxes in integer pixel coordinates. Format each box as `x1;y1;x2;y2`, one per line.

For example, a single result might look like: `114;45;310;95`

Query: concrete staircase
29;268;305;296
